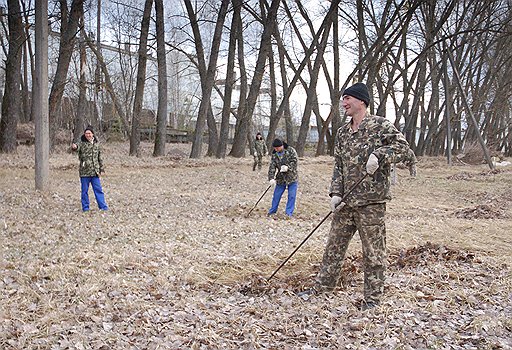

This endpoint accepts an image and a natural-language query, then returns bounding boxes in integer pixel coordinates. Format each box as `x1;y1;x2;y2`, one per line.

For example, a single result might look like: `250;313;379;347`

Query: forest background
0;0;510;165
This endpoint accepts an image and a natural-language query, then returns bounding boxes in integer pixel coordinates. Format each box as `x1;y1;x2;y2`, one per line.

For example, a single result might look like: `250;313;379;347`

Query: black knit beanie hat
272;138;283;147
84;125;95;134
343;82;370;106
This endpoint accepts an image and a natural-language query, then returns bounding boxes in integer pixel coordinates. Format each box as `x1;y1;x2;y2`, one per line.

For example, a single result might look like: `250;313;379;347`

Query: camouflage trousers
315;203;387;303
253;155;263;171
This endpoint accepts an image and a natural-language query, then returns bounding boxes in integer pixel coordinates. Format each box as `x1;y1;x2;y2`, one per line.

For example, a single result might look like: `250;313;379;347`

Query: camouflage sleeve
372;120;410;162
405;148;417;166
76;142;83;159
98;145;104;173
287;147;298;173
329;131;344;197
268;155;277;180
392;148;417;166
390;148;418;166
71;140;79;153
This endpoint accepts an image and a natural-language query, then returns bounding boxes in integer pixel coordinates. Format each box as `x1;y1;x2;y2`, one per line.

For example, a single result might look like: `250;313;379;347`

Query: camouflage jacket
74;135;104;177
254;139;268;156
268;143;298;185
330;114;409;206
391;147;417;167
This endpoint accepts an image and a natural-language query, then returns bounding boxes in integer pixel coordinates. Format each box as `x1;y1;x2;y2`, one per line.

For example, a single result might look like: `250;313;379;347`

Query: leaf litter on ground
1;143;511;349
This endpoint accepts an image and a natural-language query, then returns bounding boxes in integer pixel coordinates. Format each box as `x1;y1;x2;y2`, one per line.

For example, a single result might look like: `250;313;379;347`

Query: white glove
280;165;289;173
254;152;257;157
330;195;345;212
269;179;276;187
366;153;379;175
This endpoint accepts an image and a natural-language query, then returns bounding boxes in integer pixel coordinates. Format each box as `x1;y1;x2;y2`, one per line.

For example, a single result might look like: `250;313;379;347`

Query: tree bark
129;0;153;156
233;7;249;155
48;0;84;150
290;0;337;156
0;0;25;153
73;20;87;142
34;0;49;190
186;0;230;158
278;43;294;146
229;0;280;157
85;35;130;135
216;0;241;158
21;0;36;123
153;0;168;156
205;104;219;156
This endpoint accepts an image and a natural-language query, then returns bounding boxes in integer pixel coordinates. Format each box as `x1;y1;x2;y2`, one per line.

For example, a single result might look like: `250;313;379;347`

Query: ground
1;142;511;349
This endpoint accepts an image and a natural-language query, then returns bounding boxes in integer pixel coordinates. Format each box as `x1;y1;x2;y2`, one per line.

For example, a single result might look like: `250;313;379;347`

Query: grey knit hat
343;82;370;106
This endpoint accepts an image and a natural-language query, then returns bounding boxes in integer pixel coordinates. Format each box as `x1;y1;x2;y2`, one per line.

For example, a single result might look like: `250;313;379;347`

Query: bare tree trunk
216;0;241;158
316;109;335;156
0;11;7;57
265;29;291;148
229;0;280;157
73;20;87;141
21;0;35;123
234;9;248;153
94;0;102;131
153;0;169;156
268;44;278;137
278;42;294;146
0;0;25;153
85;35;130;135
129;0;153;156
21;40;30;123
205;104;218;156
48;0;84;150
326;4;340;155
186;0;230;158
288;0;339;156
272;0;340;145
34;0;49;190
295;16;333;157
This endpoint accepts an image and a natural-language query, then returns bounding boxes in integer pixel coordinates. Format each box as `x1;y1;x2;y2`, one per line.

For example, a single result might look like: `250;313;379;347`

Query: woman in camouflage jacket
71;126;108;212
267;138;298;217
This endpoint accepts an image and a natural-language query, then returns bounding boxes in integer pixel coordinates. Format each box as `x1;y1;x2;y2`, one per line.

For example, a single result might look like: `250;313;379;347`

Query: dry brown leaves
1;143;511;349
454;204;506;219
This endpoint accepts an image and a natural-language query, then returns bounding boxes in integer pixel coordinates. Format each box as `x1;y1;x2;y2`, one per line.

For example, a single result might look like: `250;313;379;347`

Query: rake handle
266;173;368;281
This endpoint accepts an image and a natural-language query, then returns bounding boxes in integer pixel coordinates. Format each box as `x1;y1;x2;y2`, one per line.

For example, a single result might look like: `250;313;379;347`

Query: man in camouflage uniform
253;132;268;171
71;125;108;212
268;138;298;217
299;82;409;310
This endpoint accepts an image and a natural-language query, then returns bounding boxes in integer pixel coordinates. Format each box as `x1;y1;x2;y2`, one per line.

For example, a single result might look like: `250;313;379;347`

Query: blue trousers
80;176;108;211
268;182;298;217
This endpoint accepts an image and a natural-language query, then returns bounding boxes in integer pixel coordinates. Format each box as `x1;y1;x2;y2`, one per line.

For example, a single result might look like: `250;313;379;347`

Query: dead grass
1;142;511;349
